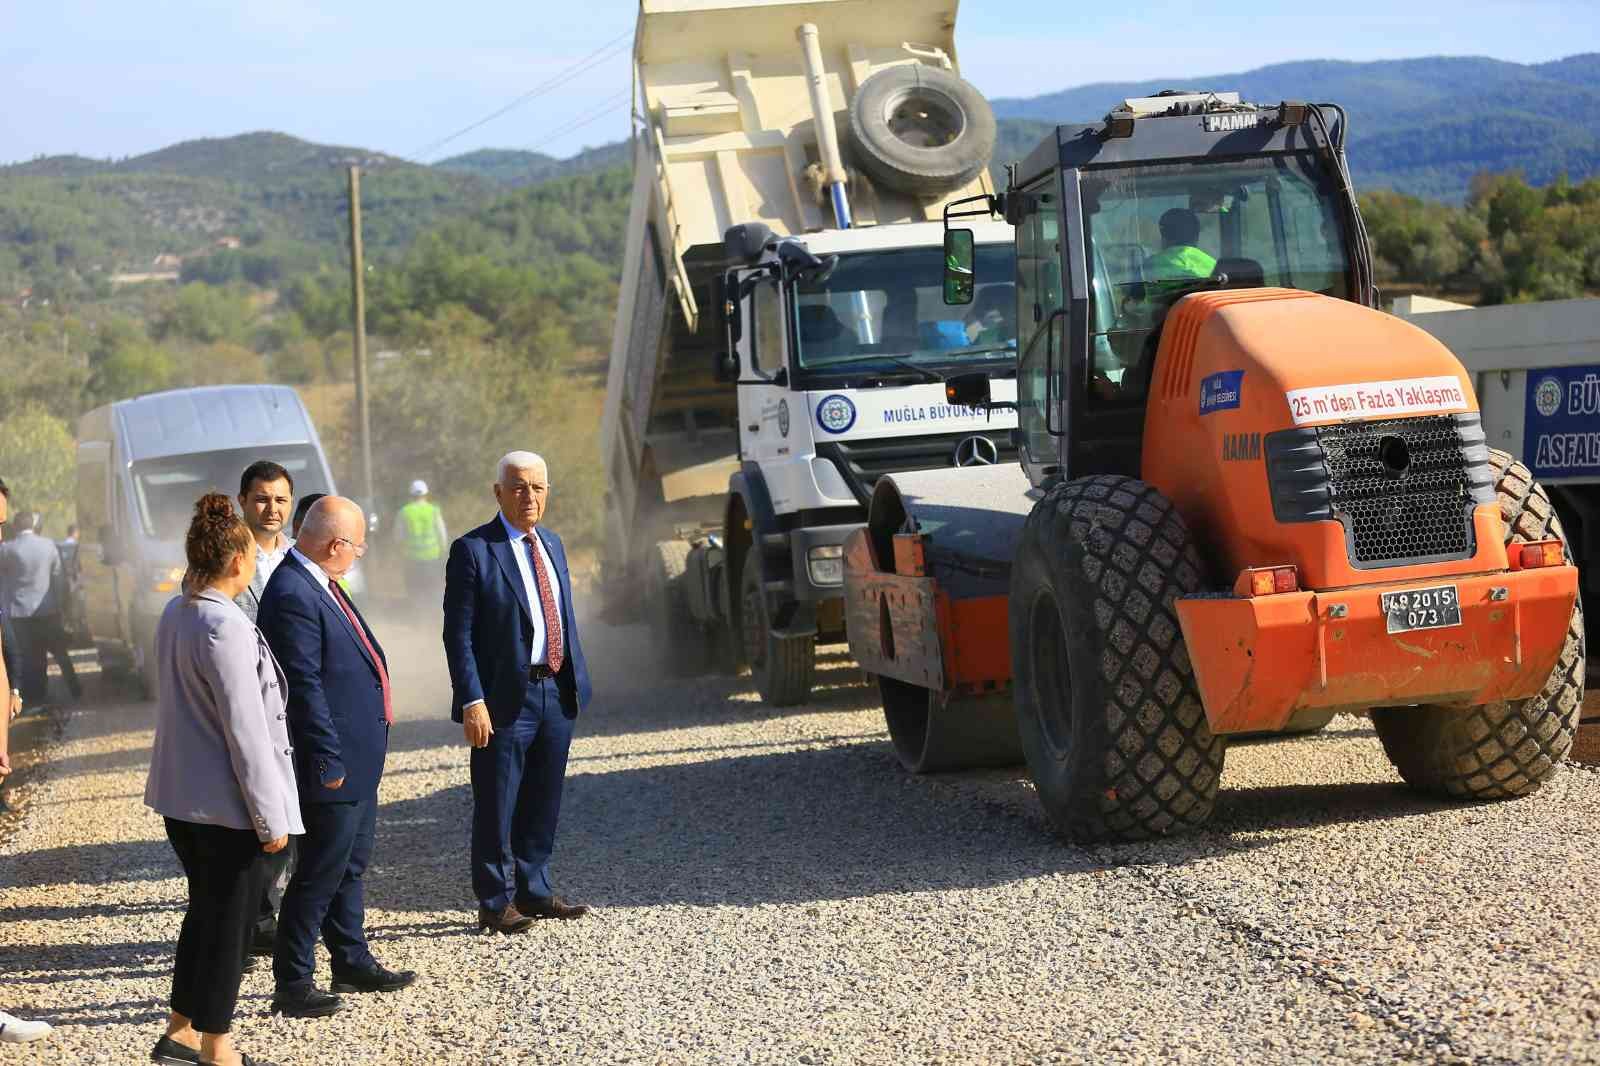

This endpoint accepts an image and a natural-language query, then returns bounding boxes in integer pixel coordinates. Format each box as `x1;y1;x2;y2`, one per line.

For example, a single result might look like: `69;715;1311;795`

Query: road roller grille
841;527;1012;694
1265;413;1495;568
1174;563;1580;734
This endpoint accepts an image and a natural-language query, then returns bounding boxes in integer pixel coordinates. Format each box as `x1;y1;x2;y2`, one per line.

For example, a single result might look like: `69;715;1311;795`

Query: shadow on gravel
0;833;175;887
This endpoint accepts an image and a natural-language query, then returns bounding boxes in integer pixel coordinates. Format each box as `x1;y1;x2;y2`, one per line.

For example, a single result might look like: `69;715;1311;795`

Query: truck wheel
1010;475;1225;842
880;677;1022;772
739;552;814;707
1372;451;1585;798
848;64;996;198
649;540;708;678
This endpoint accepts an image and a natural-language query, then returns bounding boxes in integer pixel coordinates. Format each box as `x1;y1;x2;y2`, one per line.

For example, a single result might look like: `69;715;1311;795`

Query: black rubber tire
650;540;709;678
739;552;815;707
848;64;996;198
880;676;1023;772
1010;475;1225;842
1372;450;1586;799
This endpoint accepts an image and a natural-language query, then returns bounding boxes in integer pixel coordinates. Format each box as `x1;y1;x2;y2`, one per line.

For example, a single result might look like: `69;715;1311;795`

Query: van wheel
848;65;996;197
1010;475;1225;842
739;553;814;707
649;540;708;678
1373;451;1585;797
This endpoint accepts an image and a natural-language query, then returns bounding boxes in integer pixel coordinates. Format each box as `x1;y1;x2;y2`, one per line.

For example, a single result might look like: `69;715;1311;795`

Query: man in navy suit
444;451;592;934
258;496;416;1017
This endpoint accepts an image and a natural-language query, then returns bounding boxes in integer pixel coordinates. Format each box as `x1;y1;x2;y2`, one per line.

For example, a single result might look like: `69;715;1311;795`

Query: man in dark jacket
444;451;592;934
258;497;415;1018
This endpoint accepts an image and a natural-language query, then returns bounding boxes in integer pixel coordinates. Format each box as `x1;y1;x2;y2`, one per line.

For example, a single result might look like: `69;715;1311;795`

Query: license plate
1380;584;1462;635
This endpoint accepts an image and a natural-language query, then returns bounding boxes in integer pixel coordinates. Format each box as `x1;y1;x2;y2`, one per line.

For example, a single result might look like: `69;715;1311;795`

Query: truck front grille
816;431;1019;505
1266;414;1495;568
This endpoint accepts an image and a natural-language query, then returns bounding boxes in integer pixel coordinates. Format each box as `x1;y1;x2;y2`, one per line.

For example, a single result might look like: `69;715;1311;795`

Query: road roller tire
1373;451;1585;798
848;64;996;198
649;540;709;678
740;552;815;707
1010;475;1225;843
880;675;1022;773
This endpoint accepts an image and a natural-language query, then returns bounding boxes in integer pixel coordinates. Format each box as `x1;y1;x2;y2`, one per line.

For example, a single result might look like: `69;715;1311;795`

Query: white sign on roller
1284;375;1469;426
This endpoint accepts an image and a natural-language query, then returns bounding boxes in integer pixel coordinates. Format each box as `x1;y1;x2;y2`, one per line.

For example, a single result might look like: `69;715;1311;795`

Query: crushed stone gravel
1;618;1597;1065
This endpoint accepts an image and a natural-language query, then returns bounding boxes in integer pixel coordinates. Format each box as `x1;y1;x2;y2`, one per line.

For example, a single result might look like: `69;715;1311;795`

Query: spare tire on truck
849;64;996;198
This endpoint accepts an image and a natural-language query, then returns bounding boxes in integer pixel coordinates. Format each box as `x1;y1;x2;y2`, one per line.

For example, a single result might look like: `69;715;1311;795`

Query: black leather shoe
330;964;416;994
478;903;535;935
152;1035;201;1064
269;986;343;1018
517;895;590;920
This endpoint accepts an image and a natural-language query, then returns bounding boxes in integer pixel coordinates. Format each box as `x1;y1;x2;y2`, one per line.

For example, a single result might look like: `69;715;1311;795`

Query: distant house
214;236;242;250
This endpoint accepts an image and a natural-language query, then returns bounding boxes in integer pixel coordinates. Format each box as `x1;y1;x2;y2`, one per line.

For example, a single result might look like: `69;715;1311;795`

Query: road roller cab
846;92;1586;843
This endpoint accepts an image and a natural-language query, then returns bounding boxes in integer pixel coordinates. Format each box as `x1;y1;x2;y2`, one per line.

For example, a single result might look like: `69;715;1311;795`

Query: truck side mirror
712;351;739;383
944;372;992;407
943;229;975;305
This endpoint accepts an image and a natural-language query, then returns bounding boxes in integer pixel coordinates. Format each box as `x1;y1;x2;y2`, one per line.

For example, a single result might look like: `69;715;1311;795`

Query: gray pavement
0;619;1596;1065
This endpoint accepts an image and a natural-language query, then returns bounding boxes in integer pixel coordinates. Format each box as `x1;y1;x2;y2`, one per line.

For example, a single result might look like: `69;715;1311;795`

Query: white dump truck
599;0;1018;705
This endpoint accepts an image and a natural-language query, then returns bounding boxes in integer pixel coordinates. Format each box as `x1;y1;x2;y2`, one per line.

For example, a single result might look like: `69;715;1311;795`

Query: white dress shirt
499;513;563;665
289;547;339;603
256;534;290;588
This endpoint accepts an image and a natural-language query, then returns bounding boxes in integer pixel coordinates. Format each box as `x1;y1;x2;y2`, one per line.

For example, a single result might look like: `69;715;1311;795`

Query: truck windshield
131;445;332;540
1081;152;1351;403
794;243;1017;373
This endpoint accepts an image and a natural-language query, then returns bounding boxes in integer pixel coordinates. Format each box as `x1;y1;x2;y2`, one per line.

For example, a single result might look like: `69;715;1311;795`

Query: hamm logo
1199;370;1244;415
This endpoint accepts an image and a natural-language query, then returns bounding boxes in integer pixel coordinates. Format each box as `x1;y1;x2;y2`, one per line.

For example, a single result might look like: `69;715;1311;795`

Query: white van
76;385;343;694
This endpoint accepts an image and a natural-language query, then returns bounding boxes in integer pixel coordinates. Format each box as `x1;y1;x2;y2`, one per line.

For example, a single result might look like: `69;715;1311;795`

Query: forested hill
991;54;1600;202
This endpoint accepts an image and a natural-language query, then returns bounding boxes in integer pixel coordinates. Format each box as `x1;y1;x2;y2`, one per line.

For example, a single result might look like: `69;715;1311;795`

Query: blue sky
3;0;1596;165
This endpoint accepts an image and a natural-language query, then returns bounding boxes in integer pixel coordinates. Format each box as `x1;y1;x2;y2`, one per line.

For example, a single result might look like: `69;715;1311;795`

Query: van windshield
794;243;1017;373
131;445;332;540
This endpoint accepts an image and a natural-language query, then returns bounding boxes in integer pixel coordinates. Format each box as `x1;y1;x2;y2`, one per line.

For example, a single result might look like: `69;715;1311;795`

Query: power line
519;89;633;157
410;29;633;162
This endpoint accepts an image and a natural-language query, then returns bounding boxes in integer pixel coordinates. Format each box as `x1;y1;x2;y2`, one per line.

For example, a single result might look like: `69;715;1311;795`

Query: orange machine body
1142;289;1579;732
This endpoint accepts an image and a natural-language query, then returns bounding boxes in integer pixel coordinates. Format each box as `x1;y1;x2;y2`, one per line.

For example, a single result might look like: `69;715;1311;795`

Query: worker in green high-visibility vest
395;479;448;603
1143;207;1217;297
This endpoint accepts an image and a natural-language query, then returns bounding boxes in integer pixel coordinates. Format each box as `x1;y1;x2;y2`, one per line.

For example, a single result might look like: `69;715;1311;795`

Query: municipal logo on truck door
816;394;856;434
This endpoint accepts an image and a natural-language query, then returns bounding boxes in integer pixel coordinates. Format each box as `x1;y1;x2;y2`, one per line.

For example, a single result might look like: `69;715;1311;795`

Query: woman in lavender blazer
144;493;302;1066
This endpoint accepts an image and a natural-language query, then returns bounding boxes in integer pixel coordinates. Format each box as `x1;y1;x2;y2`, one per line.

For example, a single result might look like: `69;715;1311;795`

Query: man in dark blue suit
259;496;416;1017
444;451;592;934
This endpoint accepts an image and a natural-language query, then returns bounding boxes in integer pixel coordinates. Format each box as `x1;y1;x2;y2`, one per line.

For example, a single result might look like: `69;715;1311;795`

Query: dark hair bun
196;492;236;523
184;492;253;593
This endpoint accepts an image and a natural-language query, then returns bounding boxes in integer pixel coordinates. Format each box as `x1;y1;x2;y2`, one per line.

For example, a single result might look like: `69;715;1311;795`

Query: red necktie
332;582;393;724
525;533;564;674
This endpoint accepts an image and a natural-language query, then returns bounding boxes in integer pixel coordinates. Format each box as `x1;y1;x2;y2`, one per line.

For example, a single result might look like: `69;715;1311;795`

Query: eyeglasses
333;537;368;558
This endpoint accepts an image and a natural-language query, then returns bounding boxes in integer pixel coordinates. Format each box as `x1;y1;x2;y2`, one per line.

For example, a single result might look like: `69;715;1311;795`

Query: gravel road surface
2;618;1597;1065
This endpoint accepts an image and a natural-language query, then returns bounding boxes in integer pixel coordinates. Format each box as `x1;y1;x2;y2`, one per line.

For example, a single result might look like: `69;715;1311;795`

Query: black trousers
13;614;80;704
165;818;272;1034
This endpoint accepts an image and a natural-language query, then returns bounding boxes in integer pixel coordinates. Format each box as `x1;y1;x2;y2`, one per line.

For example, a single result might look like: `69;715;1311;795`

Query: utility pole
347;165;374;509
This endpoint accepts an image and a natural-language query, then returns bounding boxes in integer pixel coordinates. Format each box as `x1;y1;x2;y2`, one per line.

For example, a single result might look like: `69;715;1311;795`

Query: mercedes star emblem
953;435;999;467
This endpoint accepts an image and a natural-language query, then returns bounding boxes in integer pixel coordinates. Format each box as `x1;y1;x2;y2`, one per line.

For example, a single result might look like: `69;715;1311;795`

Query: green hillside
435;141;631;186
989;55;1600;201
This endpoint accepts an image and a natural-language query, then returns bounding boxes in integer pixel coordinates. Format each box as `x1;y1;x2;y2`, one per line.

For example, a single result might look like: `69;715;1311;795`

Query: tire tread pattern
1014;475;1225;842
